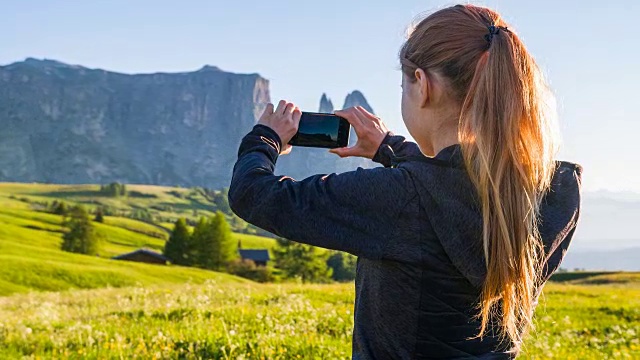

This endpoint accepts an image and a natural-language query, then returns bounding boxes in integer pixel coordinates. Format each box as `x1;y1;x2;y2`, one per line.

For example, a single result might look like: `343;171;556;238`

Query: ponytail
459;22;557;346
400;4;559;347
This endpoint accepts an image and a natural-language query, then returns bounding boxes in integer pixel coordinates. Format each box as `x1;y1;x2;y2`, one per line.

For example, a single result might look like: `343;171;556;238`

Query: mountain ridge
5;58;258;77
0;58;378;188
0;58;270;188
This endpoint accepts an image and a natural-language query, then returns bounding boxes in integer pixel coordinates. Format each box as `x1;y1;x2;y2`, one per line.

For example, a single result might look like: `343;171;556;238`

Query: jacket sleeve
540;162;583;281
228;125;414;259
372;132;424;167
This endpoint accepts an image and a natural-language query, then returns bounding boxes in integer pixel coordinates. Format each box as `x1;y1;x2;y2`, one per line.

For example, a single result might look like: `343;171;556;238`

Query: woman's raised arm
228;123;414;259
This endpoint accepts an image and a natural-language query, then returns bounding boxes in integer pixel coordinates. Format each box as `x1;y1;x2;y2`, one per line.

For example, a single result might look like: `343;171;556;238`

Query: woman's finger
356;106;376;119
329;146;359;158
275;100;287;115
348;107;368;127
285;102;295;115
352;107;372;127
281;144;293;155
292;107;302;123
261;103;274;119
334;109;363;131
358;106;384;125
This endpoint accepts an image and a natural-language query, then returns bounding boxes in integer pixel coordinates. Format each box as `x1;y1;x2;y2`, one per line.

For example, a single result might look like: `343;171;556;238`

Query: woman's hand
258;100;301;155
330;106;390;159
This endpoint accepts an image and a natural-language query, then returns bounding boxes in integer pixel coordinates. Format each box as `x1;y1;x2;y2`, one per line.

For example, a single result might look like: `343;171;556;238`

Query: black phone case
288;112;351;149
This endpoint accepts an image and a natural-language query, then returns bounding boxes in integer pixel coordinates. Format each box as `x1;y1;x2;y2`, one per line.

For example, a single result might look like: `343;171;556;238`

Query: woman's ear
414;68;430;108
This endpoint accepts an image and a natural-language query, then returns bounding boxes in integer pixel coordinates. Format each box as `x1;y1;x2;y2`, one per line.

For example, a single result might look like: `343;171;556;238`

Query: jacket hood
400;145;582;288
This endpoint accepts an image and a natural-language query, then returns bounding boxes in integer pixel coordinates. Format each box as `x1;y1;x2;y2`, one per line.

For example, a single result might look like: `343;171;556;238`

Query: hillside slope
0;183;276;295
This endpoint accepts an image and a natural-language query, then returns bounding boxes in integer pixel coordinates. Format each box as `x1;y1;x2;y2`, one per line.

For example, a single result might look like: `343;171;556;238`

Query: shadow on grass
22;224;64;234
36;190;104;199
37;190;157;199
158;201;214;213
128;191;158;199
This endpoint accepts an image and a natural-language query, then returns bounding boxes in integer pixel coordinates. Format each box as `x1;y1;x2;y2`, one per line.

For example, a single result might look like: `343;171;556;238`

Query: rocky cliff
0;58;378;188
342;90;374;113
0;58;269;188
318;93;334;113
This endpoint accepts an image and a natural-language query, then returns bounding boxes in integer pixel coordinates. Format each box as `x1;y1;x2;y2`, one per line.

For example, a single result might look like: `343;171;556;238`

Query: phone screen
288;112;349;148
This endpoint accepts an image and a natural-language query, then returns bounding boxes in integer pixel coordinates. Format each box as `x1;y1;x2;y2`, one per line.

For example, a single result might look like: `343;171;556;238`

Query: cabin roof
238;249;270;262
112;248;169;261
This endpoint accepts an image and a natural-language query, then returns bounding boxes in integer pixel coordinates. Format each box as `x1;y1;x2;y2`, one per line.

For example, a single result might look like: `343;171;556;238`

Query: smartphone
288;112;350;149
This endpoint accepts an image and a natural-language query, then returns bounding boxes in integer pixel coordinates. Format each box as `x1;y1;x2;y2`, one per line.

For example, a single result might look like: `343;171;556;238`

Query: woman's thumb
329;147;356;158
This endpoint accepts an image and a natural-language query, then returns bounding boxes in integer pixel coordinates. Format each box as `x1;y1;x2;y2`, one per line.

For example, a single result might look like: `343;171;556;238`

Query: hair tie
484;24;509;44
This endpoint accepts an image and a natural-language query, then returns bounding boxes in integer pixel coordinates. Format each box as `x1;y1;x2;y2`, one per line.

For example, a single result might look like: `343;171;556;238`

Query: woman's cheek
401;90;412;130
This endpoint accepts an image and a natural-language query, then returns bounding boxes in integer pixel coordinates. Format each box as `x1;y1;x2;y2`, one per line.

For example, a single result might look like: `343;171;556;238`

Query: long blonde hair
400;5;559;347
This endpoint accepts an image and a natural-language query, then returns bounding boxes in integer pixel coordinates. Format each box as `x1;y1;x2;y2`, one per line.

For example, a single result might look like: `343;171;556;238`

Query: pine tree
100;182;127;197
327;251;358;281
61;205;100;255
190;217;209;267
273;238;332;283
214;211;236;269
163;218;191;265
197;212;236;270
94;207;105;223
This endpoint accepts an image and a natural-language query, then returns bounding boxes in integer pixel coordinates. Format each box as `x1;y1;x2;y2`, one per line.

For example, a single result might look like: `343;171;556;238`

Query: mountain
0;58;379;188
560;247;640;271
0;58;269;188
318;93;334;113
570;192;640;251
558;191;640;271
342;90;374;113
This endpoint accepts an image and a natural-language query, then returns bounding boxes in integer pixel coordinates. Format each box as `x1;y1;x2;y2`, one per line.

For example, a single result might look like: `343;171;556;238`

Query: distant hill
570;191;640;251
560;247;640;271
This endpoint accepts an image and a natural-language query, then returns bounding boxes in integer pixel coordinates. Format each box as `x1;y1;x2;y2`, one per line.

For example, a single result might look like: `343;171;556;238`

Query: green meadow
0;183;638;359
0;182;276;296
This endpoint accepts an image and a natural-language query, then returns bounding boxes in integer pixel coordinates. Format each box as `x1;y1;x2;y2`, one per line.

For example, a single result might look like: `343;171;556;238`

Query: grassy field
0;182;276;296
0;182;638;358
0;275;638;359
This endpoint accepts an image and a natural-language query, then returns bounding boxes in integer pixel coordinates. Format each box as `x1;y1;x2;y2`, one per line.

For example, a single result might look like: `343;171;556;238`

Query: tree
163;218;191;265
189;217;209;266
131;208;153;222
52;201;68;215
94;207;105;223
273;238;332;283
196;212;237;270
61;205;100;255
100;182;127;197
326;251;358;282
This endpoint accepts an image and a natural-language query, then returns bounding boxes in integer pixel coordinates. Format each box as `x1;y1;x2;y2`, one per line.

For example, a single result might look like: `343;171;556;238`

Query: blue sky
2;0;639;192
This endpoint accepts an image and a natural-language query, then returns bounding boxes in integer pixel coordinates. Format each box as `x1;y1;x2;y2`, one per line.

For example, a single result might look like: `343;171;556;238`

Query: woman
229;4;581;359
